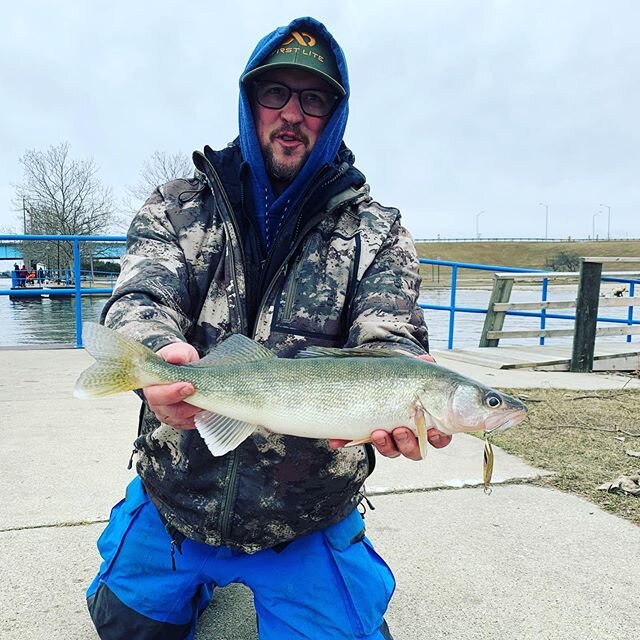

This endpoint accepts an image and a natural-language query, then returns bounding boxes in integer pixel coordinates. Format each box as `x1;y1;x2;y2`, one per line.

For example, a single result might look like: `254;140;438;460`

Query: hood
238;17;350;247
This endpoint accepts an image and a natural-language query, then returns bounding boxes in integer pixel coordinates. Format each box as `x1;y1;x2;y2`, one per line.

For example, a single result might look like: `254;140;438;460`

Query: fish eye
485;393;502;408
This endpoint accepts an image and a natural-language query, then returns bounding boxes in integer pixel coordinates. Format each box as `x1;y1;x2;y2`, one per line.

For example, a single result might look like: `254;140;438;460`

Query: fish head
418;375;528;435
448;383;528;434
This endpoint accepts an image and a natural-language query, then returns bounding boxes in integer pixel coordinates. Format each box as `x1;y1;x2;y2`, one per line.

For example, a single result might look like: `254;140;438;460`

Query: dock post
570;259;602;372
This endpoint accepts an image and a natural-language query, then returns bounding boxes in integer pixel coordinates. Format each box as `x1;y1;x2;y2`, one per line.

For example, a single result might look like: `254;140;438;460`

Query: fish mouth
484;408;528;434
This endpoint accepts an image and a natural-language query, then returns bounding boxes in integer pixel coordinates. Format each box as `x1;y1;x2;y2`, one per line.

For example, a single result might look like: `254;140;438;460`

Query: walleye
74;323;527;466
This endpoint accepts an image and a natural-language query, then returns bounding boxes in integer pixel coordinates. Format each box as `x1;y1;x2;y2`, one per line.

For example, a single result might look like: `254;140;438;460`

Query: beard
261;126;311;184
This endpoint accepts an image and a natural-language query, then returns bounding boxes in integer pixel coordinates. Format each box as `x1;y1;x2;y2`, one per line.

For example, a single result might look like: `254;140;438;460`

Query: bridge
0;234;126;260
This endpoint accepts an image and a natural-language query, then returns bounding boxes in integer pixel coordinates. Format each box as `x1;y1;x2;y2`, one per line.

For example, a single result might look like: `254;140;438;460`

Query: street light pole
476;210;484;239
599;204;611;240
539;202;549;239
592;212;601;239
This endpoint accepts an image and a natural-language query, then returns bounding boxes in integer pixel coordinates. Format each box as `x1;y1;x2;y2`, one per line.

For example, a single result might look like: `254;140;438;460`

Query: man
87;16;451;640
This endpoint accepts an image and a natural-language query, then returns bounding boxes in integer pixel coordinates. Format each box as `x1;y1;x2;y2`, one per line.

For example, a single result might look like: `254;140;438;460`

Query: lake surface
0;278;635;349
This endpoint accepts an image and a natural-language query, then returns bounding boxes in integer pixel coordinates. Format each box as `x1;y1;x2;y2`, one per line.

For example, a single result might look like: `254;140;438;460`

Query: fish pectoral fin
343;436;373;447
194;411;257;457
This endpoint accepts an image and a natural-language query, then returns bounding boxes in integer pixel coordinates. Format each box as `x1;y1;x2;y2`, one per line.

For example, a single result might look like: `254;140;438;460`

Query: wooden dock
435;341;640;372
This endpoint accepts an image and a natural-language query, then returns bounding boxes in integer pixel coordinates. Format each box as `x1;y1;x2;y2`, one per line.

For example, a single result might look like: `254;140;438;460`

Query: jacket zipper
196;154;250;540
219;450;241;542
252;165;349;337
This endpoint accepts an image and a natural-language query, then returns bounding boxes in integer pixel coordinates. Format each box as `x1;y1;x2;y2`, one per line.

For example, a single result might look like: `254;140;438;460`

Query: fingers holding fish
144;382;199;430
372;428;420;460
426;427;452;449
156;341;201;365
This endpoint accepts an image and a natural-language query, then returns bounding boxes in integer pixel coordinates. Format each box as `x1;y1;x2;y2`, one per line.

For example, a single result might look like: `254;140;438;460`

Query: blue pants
87;477;395;639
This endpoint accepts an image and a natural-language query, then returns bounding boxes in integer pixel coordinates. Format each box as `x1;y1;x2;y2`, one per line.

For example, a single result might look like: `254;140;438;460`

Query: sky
1;0;639;242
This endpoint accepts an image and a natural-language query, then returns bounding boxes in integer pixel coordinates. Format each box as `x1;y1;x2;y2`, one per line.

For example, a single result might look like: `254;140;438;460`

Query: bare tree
122;150;194;217
14;142;116;275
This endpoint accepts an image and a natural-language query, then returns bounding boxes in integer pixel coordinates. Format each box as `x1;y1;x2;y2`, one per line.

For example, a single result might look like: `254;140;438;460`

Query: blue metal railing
418;258;640;349
0;234;126;347
1;235;639;350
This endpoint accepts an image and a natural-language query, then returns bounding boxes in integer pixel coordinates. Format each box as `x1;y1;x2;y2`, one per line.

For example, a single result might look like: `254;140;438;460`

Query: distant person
13;264;21;287
19;265;28;287
37;267;44;284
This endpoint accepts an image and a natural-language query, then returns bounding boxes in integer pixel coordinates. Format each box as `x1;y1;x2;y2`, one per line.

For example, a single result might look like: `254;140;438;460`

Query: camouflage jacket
102;142;429;553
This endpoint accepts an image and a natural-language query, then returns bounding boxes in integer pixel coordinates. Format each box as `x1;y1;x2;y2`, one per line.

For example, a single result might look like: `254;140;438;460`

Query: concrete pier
1;347;639;639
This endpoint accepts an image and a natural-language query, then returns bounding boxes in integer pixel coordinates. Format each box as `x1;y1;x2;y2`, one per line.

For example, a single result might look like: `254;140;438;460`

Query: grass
489;386;640;525
416;239;640;287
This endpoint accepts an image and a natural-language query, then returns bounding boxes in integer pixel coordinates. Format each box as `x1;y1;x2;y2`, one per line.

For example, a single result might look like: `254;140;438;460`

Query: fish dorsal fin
190;334;275;367
194;411;258;456
296;346;406;359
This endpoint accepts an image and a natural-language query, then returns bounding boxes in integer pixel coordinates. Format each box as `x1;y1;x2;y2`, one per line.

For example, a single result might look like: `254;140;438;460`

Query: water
0;278;108;346
0;278;635;349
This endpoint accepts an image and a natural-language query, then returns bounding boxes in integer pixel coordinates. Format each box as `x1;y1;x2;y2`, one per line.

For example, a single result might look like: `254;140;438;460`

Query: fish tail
73;322;160;398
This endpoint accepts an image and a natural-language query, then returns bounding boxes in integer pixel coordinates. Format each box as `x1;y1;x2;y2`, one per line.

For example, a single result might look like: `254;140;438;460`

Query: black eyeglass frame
252;80;340;118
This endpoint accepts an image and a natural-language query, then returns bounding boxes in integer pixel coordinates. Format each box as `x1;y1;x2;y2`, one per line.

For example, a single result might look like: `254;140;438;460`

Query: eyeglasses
253;80;339;118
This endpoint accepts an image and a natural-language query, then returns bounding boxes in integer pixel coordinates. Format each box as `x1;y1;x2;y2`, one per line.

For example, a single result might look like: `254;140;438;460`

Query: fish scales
185;357;425;439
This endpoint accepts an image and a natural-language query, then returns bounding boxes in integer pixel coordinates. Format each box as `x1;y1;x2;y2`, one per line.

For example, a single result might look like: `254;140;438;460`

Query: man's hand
328;351;452;460
328;427;451;461
143;342;200;430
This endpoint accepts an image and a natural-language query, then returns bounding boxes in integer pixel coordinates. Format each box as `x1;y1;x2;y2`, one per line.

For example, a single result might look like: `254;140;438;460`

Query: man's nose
280;92;304;123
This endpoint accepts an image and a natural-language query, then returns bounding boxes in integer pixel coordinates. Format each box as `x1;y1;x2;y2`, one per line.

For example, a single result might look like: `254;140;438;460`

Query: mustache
270;125;309;146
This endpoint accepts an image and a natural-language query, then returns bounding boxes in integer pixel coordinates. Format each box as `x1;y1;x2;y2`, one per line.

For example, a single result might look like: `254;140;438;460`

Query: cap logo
283;31;316;47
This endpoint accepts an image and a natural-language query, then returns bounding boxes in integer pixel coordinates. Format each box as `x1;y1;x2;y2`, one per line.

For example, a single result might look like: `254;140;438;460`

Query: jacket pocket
270;230;360;341
96;478;150;579
322;509;396;637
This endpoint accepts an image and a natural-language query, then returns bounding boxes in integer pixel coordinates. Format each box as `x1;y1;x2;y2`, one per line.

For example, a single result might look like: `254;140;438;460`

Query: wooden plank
594;325;640;337
479;276;513;347
436;340;640;371
592;355;640;371
495;272;581;281
487;328;576;339
598;297;640;307
487;323;640;340
493;297;640;311
492;300;577;311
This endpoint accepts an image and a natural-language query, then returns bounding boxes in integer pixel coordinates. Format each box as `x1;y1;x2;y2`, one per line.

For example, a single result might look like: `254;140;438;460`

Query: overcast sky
2;0;639;241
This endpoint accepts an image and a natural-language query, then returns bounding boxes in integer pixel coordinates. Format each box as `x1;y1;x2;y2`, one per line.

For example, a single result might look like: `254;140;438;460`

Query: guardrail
418;258;640;350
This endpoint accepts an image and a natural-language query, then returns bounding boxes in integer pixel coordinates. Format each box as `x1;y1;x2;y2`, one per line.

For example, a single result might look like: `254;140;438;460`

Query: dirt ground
490;384;640;526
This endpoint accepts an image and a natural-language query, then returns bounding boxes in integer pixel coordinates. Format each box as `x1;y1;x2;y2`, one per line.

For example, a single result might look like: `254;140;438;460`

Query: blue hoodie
238;17;350;249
